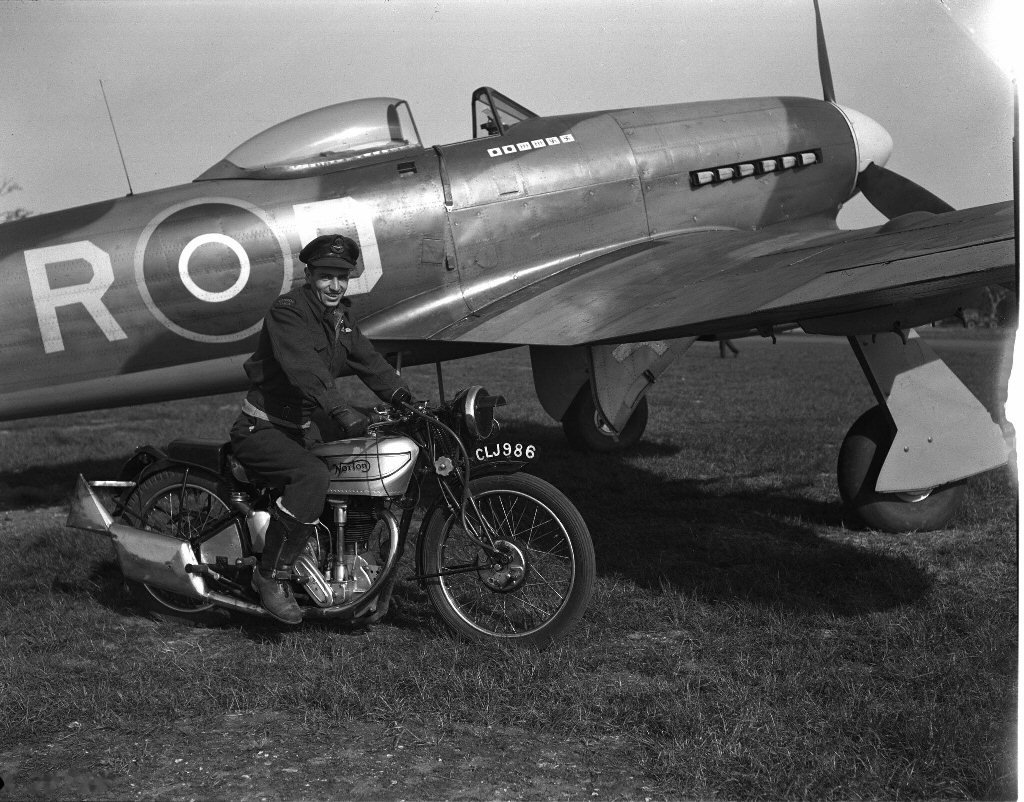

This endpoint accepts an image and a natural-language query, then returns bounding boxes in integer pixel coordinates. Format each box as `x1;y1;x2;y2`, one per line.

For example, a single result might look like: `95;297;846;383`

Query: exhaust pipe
108;522;208;599
67;475;397;619
205;591;268;616
68;475;207;600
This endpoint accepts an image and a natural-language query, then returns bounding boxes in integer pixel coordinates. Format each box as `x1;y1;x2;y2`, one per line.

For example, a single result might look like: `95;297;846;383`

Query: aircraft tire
837;406;966;533
121;468;232;625
561;384;648;452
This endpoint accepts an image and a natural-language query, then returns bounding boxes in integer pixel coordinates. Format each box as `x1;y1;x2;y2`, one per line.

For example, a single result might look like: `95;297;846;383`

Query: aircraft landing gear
561;384;648;452
837;406;966;533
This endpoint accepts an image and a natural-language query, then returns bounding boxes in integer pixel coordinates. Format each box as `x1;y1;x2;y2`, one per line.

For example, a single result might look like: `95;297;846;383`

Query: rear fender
115;446;226;523
121;445;230;486
118;444;167;484
98;445;167;519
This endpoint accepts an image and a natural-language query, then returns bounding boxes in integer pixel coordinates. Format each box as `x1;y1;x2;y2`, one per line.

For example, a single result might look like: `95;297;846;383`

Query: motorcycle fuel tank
311;435;420;498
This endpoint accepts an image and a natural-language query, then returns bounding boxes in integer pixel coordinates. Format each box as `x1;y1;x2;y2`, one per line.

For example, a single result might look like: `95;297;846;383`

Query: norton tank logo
332;459;372;476
134;198;292;343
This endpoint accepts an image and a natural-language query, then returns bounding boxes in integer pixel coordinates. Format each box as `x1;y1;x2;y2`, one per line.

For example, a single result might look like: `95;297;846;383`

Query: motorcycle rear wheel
122;468;233;622
420;473;595;648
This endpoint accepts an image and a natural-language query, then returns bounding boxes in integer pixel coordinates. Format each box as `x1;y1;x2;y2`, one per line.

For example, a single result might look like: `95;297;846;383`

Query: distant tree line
937;285;1017;329
1;177;31;223
979;285;1016;328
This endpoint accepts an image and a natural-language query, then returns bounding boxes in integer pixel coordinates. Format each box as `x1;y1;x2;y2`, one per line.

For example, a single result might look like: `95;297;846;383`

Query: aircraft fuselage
0;95;858;419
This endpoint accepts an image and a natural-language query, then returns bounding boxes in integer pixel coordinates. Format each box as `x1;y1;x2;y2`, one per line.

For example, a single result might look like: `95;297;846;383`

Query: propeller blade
857;162;955;219
813;0;836;103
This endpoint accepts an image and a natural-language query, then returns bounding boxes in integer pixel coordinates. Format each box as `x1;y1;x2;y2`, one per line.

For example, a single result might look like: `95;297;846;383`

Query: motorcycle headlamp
460;385;506;439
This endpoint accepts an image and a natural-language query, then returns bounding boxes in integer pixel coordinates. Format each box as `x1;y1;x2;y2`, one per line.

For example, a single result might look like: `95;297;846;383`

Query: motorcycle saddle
166;438;232;476
164;439;256;487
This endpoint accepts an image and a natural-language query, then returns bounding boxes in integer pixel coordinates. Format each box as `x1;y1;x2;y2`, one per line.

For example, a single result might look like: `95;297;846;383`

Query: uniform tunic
242;284;406;427
230;284;409;522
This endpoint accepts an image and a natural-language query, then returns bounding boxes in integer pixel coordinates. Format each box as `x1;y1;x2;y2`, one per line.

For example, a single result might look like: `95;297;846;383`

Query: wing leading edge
425;201;1015;346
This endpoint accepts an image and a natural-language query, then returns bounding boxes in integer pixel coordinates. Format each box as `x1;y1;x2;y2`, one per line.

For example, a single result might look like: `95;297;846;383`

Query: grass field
0;330;1017;800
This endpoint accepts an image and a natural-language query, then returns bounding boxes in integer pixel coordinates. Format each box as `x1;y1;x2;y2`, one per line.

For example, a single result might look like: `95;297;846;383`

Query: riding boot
251;507;312;624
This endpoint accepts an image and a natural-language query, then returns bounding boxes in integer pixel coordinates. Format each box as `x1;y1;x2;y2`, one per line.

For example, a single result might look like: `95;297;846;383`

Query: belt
241;399;311;431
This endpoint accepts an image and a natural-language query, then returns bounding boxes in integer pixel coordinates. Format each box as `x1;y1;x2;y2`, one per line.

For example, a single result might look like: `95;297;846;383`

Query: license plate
473;442;537;462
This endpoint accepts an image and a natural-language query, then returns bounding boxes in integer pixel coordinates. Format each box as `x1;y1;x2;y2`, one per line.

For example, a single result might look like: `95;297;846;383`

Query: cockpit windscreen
197;98;421;180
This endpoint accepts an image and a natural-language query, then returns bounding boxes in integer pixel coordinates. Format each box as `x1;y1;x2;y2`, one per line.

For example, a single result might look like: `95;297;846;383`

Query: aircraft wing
429;201;1015;345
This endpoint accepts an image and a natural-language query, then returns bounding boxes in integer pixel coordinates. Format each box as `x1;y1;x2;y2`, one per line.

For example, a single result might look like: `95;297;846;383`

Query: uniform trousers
229;414;329;524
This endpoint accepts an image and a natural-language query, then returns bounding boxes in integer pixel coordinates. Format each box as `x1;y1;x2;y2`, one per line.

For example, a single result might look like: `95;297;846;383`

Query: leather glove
390;387;413;406
331;407;369;438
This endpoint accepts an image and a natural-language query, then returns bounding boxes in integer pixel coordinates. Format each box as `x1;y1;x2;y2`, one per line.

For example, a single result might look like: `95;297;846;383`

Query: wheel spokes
138;483;228;613
438;490;576;636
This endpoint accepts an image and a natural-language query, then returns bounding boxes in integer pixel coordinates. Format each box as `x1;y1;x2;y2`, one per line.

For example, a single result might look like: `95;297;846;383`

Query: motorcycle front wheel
121;468;232;622
420;473;595;648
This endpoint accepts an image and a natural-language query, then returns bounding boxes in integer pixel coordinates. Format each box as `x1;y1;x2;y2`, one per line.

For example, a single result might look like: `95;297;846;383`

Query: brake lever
369;400;428;429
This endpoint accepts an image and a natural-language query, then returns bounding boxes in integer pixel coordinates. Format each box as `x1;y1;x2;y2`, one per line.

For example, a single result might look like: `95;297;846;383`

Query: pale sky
0;0;1016;230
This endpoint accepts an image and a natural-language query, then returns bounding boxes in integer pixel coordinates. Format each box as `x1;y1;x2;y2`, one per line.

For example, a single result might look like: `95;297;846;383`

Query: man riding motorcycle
229;234;413;623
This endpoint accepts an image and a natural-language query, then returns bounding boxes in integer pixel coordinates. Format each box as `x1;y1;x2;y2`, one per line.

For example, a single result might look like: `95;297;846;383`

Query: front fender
469;459;529;477
413;497;447;586
413;460;528;582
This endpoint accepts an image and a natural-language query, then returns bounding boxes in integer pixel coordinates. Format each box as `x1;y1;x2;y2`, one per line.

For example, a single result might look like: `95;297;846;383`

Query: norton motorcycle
67;387;595;647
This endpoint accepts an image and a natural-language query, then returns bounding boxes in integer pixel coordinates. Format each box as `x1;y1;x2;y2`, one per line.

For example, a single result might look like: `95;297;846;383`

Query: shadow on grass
18;417;931;622
510;421;933;617
0;456;128;510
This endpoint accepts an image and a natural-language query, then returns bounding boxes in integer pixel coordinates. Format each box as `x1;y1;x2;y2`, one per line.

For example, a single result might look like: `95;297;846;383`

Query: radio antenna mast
100;80;134;196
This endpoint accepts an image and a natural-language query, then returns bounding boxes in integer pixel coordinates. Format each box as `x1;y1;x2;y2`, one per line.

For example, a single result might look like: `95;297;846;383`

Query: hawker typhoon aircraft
0;4;1015;533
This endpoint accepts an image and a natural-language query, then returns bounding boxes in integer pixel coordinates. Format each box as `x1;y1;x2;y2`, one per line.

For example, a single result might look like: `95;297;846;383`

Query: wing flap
760;240;1010;312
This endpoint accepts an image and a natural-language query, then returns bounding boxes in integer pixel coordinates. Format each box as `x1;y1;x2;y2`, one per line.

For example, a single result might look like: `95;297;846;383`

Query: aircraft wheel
837;406;966;533
561;384;648;452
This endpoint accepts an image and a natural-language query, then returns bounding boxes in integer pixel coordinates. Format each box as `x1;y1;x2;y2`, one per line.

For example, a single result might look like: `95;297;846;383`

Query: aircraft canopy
196;98;422;180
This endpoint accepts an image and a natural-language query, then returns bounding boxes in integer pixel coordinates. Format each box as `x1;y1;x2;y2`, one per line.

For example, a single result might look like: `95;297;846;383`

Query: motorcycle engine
319;497;390;604
339;502;379;559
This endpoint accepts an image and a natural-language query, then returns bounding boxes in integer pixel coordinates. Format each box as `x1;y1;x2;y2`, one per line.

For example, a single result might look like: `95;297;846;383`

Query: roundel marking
135;197;292;343
178;233;251;303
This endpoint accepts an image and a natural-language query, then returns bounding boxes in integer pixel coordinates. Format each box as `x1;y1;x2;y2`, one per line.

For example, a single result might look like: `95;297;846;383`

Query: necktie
326;309;343;340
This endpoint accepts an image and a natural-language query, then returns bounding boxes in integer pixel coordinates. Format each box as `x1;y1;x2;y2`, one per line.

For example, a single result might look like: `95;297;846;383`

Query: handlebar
363;394;507;557
365;399;431;430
